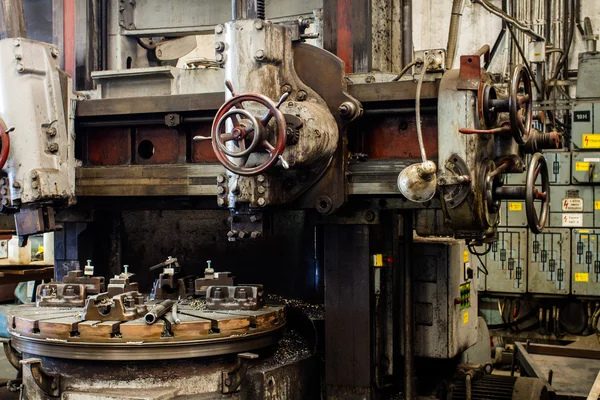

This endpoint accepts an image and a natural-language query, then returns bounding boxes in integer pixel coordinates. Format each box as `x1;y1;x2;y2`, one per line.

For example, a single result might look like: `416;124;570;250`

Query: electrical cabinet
528;229;570;295
484;228;528;293
498;200;527;227
571;102;599;150
502;152;569;186
572;229;600;296
413;237;477;358
548;186;597;228
572;152;600;184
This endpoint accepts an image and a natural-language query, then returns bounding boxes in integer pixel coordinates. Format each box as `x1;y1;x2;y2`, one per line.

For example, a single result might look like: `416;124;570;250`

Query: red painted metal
135;127;183;165
364;115;438;159
191;124;218;163
86;128;131;166
337;0;353;73
0;119;10;170
63;0;76;78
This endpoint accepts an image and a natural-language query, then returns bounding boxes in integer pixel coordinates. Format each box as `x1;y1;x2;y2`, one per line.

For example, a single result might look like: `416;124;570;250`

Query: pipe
415;57;432;163
472;0;545;42
403;212;415;400
402;0;413;67
446;0;464;69
232;0;237;20
172;302;181;325
145;300;175;325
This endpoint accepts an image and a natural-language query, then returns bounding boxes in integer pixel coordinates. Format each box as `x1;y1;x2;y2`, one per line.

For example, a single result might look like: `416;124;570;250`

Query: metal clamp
222;352;259;393
20;358;60;398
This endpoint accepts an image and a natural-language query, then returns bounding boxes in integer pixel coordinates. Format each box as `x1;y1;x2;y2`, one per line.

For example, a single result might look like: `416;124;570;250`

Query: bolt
0;178;6;186
217;174;226;183
31;181;38;189
157;49;162;57
31;172;38;180
296;90;307;101
217;186;226;195
217;198;226;207
227;230;238;238
119;5;125;11
13;39;20;47
128;23;135;29
225;378;231;386
365;75;375;83
16;64;24;73
250;231;262;239
216;53;225;63
1;188;7;195
281;84;292;93
254;20;263;30
365;210;376;222
47;127;57;137
12;182;20;189
255;50;265;61
1;198;7;206
287;101;294;107
257;174;266;183
48;143;59;153
238;231;249;239
214;41;225;52
124;264;129;274
257;185;266;194
14;54;21;60
249;215;261;223
257;198;266;207
215;24;224;34
87;260;92;266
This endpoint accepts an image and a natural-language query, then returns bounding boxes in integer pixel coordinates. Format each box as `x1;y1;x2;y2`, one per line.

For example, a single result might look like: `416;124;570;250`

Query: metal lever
278;155;289;169
275;92;290;108
193;136;211;141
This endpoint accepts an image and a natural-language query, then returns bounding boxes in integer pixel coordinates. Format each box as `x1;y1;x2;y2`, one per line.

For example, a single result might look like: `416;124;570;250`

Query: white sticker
562;213;583;227
562;198;584;212
584;158;600;162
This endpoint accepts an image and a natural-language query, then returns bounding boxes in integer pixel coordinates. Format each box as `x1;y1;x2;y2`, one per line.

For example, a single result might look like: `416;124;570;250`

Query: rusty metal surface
457;55;482;90
82;291;147;322
195;272;234;297
36;283;86;307
135;126;185;165
347;80;440;103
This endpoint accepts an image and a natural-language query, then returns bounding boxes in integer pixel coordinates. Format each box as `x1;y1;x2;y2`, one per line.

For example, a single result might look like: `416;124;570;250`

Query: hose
471;0;545;42
415;56;432;163
391;59;423;82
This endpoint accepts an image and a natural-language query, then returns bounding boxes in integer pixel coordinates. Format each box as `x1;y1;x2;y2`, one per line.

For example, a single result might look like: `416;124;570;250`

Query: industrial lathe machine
1;0;592;399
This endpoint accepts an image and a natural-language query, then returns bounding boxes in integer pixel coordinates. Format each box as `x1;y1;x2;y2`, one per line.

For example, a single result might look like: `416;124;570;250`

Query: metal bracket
2;341;21;371
21;358;60;398
222;352;259;393
118;0;135;30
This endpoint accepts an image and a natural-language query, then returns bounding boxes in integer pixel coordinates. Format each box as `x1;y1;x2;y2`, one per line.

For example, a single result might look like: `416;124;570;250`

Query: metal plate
571;102;597;150
498;199;527;228
528;228;570;294
571;229;600;296
548;186;596;228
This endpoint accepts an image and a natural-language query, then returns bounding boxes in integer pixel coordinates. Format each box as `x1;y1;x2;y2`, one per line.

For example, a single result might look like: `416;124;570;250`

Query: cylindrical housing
144;300;175;325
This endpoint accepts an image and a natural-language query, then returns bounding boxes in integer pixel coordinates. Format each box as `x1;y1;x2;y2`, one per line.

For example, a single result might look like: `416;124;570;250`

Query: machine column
324;224;372;399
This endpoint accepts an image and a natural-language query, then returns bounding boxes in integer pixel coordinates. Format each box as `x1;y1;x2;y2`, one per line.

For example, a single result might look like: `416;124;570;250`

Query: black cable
506;23;541;95
468;243;492;256
475;253;489;275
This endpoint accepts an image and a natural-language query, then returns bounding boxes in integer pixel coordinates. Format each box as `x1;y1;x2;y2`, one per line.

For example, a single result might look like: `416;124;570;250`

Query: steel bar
145;300;175;325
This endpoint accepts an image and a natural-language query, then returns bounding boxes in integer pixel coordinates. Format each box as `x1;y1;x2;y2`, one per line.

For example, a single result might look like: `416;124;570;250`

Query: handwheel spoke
220;133;234;142
229;114;241;128
518;94;530;105
534;190;547;201
263;140;275;154
236;138;246;151
261;110;274;126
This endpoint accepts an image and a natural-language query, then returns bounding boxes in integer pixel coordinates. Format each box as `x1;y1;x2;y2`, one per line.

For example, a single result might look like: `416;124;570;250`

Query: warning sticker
463;312;469;324
583;134;600;148
576;162;590;171
575;273;589;283
463;250;469;263
509;202;523;211
562;213;583;227
562;198;584;212
595;201;600;210
584;158;600;162
373;254;383;267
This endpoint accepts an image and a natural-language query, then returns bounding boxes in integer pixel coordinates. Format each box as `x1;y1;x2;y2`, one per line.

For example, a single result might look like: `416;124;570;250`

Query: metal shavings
189;299;206;310
267;295;324;319
266;329;312;367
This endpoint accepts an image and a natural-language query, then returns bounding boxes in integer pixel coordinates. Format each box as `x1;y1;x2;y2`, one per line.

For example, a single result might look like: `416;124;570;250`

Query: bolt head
215;24;224;34
217;198;226;207
217;174;226;183
257;186;266;194
215;41;225;52
217;186;225;195
257;198;266;207
257;174;266;183
157;49;162;57
254;21;264;30
238;231;249;239
255;50;265;60
227;230;237;238
48;143;59;153
296;90;307;101
215;53;224;63
250;231;262;239
12;182;20;189
47;127;57;137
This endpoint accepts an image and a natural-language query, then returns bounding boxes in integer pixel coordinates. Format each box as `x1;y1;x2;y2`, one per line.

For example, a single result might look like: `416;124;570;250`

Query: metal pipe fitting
144;300;175;325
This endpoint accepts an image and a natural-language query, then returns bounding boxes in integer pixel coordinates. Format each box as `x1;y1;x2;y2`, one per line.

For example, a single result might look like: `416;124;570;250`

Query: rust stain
337;0;353;73
191;124;218;163
86;128;131;166
135;127;183;165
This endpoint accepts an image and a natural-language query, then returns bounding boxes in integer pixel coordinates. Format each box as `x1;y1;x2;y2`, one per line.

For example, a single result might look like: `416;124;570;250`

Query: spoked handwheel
0;119;10;170
211;81;289;177
509;65;533;145
525;153;549;234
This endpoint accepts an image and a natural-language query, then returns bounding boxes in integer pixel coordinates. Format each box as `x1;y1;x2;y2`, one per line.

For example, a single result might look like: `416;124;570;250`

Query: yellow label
576;161;590;171
463;312;469;324
509;202;523;211
534;53;541;57
580;230;590;233
595;201;600;210
582;134;600;148
463;250;469;263
575;273;589;282
373;254;383;267
582;235;589;239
